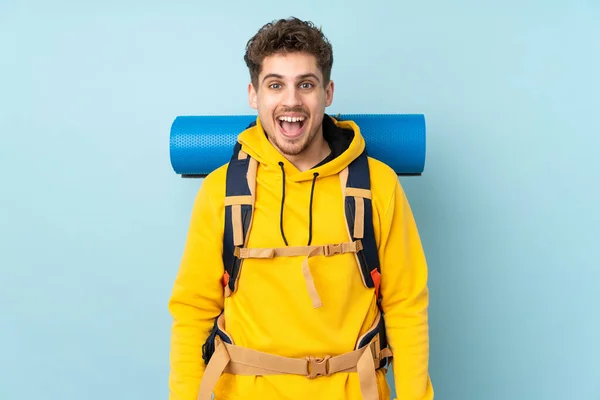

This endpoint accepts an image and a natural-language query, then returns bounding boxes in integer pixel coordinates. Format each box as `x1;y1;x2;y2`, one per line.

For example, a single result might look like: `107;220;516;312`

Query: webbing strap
196;338;383;400
302;247;323;308
234;241;362;259
354;196;365;239
231;204;243;246
357;345;378;400
237;150;248;160
224;342;370;376
345;187;370;239
380;348;393;359
345;187;372;199
234;240;362;308
224;195;253;206
197;340;231;400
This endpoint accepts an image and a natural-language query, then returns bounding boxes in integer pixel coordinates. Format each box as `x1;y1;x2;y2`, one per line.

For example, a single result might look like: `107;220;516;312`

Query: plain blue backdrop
1;1;599;399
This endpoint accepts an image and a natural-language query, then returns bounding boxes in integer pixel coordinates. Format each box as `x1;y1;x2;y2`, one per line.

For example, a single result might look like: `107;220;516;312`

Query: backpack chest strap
234;240;362;259
233;240;363;308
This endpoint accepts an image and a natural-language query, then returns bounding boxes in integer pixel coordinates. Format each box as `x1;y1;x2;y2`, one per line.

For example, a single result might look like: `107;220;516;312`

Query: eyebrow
298;73;321;83
261;73;321;85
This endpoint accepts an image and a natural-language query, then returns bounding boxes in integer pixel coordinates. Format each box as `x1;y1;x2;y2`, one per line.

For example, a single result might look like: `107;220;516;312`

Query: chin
274;137;306;157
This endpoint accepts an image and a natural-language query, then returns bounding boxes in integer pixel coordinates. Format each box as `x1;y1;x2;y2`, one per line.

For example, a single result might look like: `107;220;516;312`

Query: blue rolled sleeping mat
169;114;426;177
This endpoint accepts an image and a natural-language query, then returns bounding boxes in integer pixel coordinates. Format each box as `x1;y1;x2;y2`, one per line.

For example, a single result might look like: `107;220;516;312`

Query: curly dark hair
244;17;334;89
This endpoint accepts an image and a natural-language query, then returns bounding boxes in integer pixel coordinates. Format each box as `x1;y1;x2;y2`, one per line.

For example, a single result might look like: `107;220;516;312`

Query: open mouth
277;115;307;138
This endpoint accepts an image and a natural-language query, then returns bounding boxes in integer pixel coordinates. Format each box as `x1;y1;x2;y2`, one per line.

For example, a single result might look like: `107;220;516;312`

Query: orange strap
222;271;230;287
370;269;381;299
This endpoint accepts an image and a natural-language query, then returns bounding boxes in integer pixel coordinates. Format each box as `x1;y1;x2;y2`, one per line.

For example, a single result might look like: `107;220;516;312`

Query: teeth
278;116;305;123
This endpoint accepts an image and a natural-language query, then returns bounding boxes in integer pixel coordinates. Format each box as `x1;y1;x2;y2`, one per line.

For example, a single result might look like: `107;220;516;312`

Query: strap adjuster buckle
355;240;363;251
324;244;342;257
306;355;331;378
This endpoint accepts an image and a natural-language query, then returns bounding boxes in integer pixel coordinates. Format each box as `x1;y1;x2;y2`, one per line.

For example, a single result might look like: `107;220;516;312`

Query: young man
168;17;433;400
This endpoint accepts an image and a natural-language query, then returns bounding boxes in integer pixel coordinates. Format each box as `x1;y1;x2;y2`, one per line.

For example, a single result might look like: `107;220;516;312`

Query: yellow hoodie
168;115;434;400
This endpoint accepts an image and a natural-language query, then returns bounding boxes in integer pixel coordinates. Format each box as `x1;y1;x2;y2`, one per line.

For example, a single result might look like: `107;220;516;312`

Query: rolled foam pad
170;114;426;176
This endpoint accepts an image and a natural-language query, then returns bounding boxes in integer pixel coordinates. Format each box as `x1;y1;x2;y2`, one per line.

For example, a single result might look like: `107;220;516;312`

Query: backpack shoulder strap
341;150;382;299
222;142;257;296
342;150;389;368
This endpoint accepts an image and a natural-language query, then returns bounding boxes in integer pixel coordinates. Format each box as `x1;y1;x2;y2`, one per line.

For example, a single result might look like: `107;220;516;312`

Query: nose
282;85;302;107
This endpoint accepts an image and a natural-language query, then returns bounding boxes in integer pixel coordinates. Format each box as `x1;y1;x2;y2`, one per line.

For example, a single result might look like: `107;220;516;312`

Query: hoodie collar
311;114;354;169
237;113;365;182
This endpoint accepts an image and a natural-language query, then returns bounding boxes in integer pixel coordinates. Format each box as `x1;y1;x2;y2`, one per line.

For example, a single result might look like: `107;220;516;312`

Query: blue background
1;1;599;399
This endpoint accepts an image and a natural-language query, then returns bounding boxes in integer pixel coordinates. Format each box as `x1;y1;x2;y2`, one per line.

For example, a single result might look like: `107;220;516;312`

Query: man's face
248;52;334;158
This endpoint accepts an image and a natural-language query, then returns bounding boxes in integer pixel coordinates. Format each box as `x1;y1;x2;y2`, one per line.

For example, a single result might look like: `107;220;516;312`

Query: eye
269;83;282;90
299;82;314;89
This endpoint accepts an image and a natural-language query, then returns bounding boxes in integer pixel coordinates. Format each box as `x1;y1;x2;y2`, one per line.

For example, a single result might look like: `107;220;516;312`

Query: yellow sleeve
379;179;434;400
168;173;226;400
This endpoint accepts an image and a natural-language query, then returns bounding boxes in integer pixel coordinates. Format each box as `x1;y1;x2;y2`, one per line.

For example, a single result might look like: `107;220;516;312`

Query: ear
248;83;258;109
325;80;334;107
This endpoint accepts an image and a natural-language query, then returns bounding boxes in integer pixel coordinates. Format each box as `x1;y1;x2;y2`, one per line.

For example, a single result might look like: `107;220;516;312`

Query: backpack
198;138;393;400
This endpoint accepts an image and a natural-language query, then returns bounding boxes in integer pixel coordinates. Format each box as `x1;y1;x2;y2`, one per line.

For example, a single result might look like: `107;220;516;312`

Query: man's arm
379;179;434;400
168;176;225;400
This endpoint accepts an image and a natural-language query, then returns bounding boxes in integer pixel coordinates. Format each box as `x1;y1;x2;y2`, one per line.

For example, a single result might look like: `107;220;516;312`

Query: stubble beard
270;127;318;157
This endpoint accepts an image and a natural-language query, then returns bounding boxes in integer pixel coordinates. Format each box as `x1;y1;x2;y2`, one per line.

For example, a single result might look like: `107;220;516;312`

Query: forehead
259;52;322;80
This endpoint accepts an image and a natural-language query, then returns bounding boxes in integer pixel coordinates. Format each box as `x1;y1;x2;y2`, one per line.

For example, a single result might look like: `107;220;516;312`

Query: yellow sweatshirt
168;116;434;400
